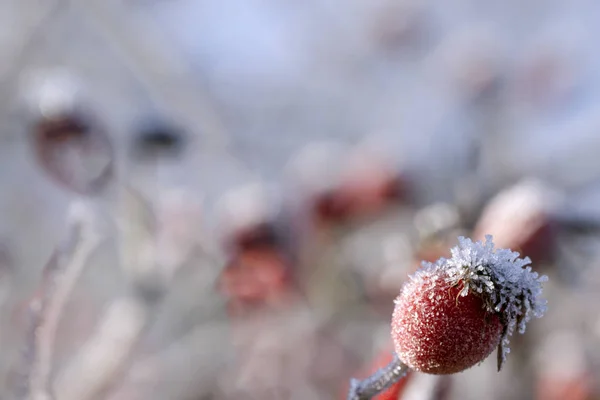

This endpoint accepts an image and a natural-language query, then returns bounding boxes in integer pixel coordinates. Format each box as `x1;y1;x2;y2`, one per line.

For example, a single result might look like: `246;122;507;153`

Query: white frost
416;235;548;368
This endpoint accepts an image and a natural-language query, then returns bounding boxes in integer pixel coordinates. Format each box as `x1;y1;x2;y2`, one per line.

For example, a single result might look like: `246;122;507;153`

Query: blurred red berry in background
217;248;294;316
31;111;114;196
473;180;558;265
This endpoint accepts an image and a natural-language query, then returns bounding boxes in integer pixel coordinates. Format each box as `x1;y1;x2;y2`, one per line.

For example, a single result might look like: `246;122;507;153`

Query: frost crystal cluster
422;235;548;367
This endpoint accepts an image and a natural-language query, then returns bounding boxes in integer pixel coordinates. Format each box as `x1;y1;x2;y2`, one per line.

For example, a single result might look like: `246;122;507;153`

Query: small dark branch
553;213;600;235
347;353;410;400
130;118;187;160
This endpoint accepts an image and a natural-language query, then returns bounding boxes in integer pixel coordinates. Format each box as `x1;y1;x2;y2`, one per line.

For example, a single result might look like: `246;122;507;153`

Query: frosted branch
53;297;148;400
52;186;206;400
17;200;102;400
347;353;410;400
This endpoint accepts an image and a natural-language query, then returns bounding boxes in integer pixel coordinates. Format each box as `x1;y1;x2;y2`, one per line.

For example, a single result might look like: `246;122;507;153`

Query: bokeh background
1;0;600;399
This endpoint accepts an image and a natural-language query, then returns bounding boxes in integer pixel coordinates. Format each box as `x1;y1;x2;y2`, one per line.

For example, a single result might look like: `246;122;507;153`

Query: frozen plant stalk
348;235;547;399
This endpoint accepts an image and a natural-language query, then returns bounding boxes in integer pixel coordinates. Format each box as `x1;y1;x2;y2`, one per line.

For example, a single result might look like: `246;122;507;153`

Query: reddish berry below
391;269;503;374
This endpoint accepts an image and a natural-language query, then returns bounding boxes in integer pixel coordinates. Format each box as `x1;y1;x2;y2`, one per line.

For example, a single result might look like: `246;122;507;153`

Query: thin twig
15;201;102;400
105;319;229;400
52;186;154;400
31;228;101;399
69;0;261;187
53;185;204;400
53;295;150;400
347;353;410;400
70;0;231;151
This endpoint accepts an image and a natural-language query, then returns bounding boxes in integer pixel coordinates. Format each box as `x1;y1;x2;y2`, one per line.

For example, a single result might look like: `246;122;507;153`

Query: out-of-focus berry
535;331;596;400
336;146;406;220
473;180;559;264
217;248;293;316
216;182;281;252
285;142;349;225
24;72;113;195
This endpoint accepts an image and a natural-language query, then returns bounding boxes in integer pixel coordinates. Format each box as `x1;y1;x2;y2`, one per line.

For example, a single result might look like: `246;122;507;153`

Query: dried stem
53;185;206;400
105;319;230;400
53;296;150;400
347;353;410;400
17;201;102;400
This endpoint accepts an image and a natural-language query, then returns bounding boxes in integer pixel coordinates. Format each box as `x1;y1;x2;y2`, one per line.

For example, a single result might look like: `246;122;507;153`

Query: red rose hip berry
391;268;503;374
391;236;548;375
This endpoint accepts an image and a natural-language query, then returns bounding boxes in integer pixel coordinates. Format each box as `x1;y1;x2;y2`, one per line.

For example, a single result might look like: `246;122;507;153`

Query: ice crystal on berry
420;235;548;369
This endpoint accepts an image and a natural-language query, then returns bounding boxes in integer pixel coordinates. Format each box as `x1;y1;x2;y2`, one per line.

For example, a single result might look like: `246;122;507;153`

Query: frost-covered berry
24;70;114;195
391;236;547;374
